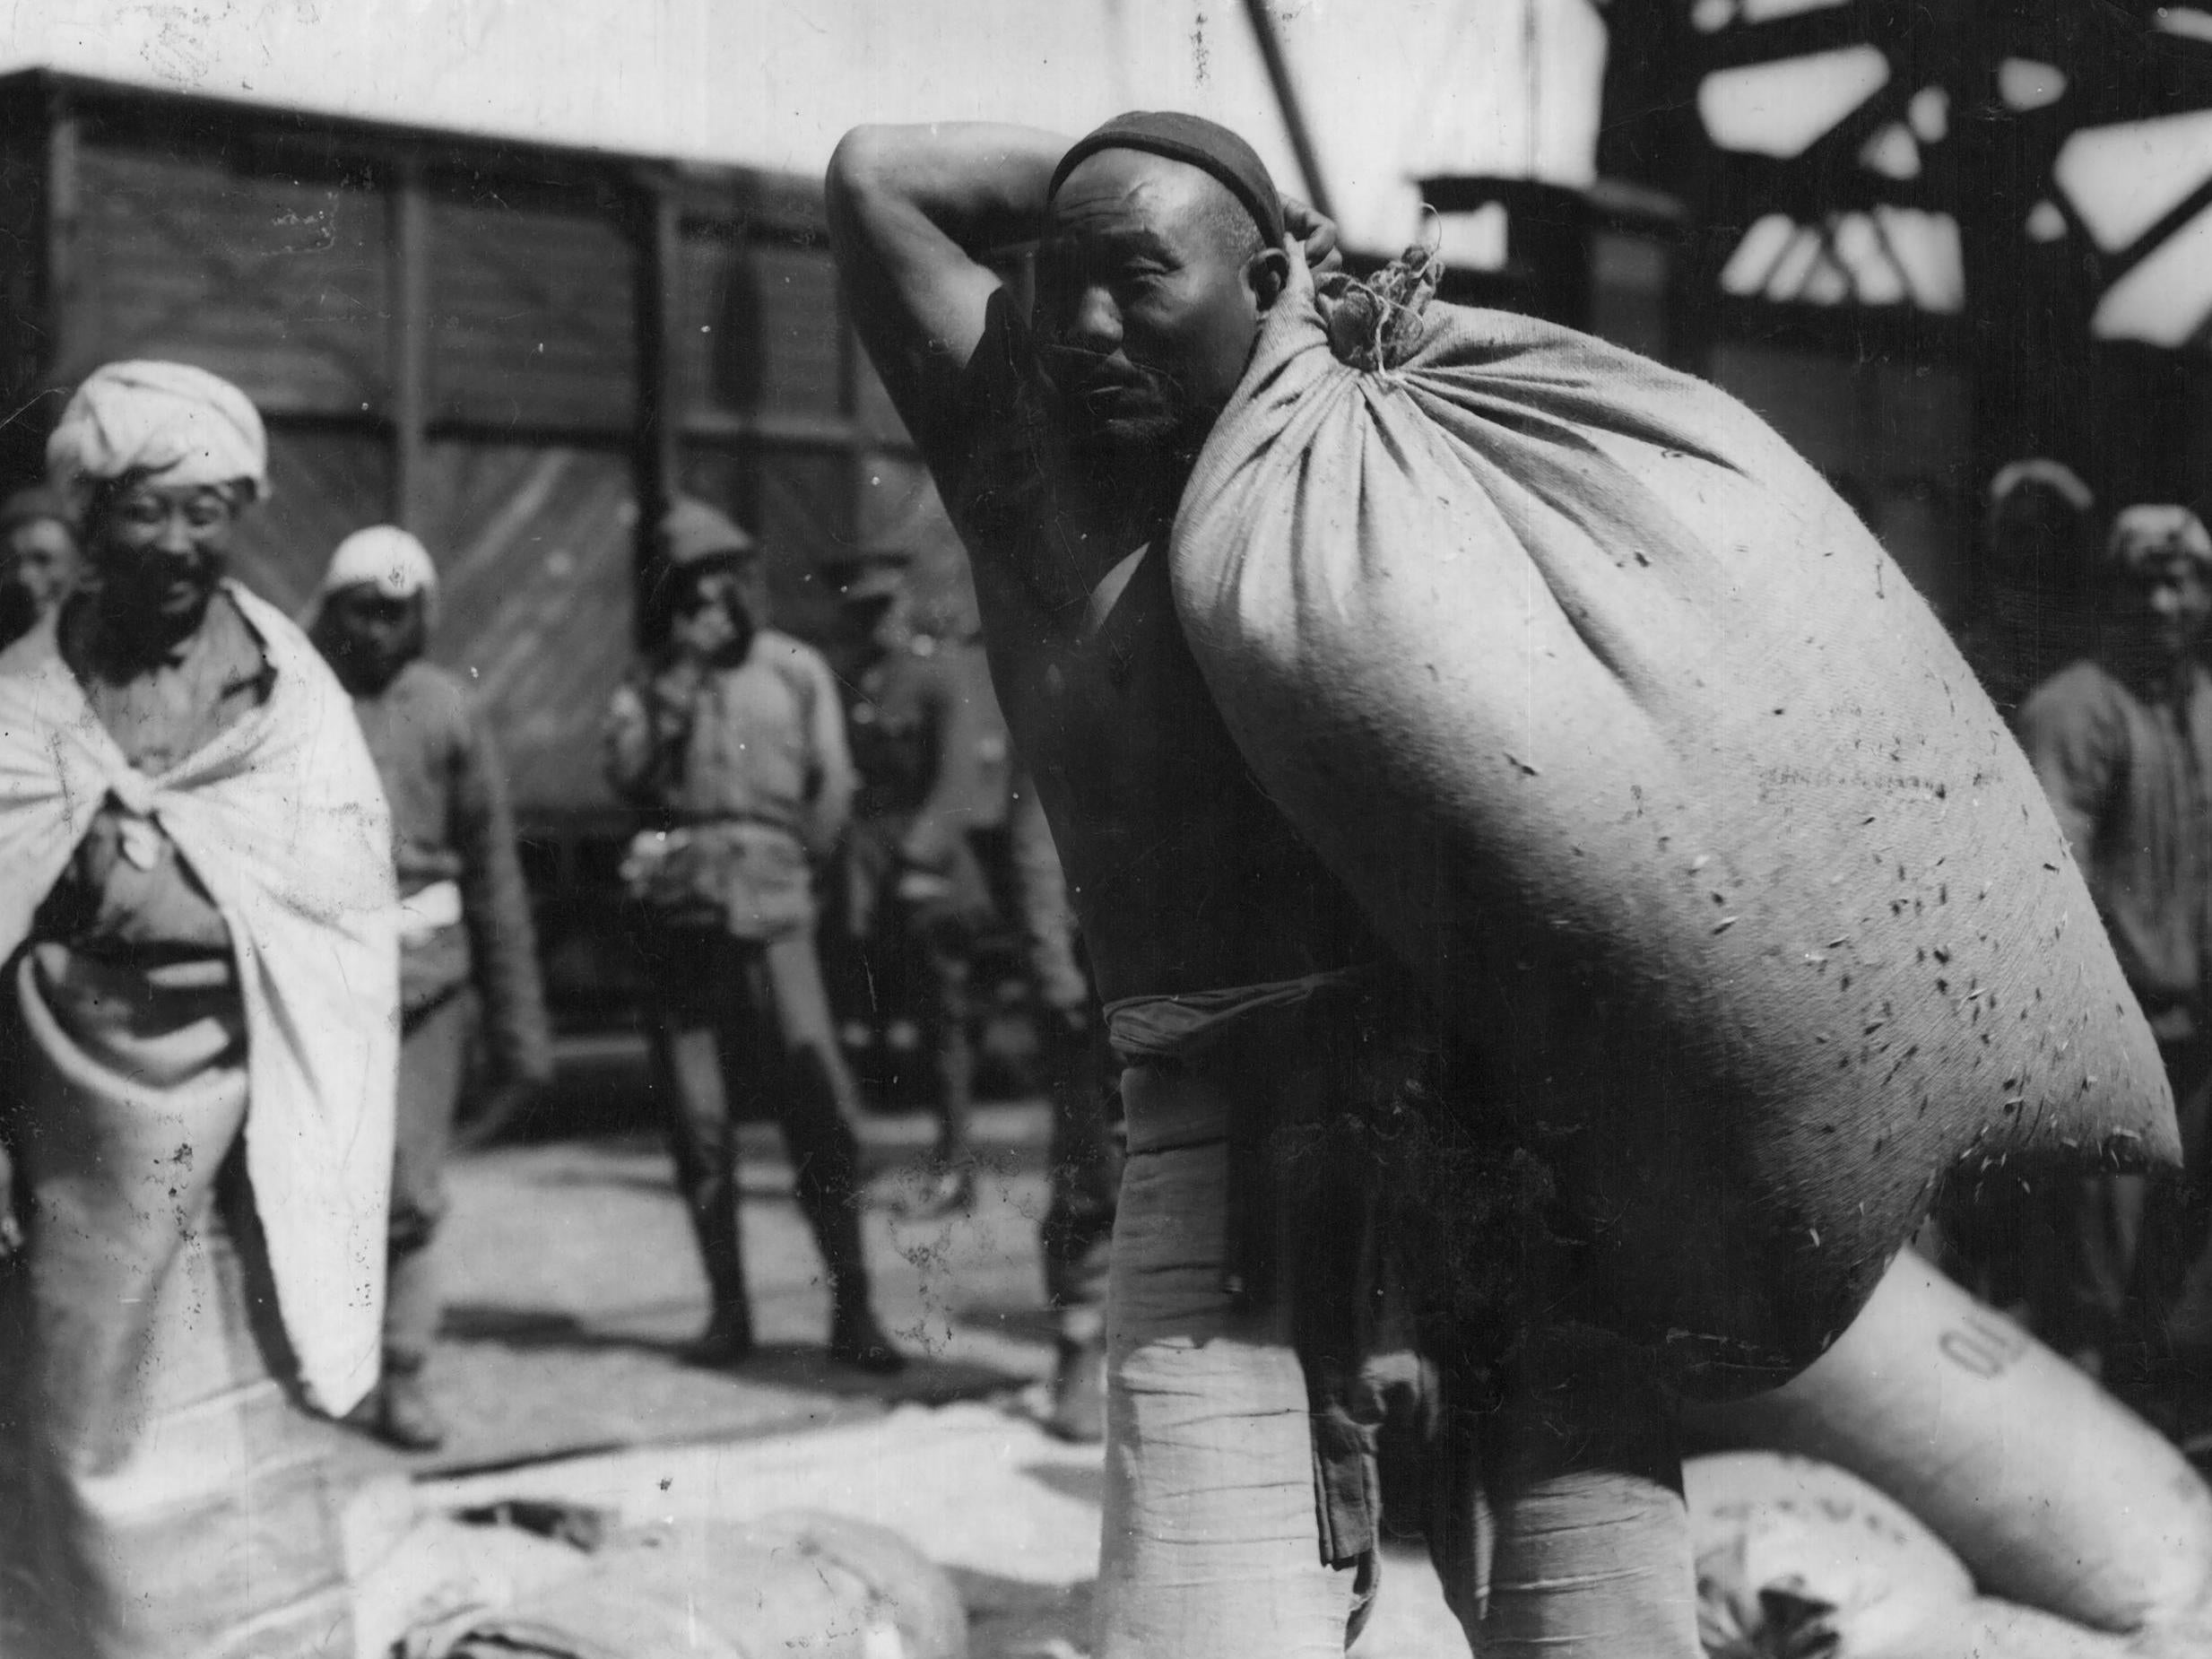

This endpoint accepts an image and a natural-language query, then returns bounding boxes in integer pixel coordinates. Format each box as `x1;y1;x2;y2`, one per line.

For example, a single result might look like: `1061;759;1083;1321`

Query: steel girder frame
1594;0;2212;509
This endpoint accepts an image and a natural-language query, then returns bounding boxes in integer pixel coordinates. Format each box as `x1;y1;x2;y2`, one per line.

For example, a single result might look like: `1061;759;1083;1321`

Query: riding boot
686;1203;755;1366
803;1187;906;1374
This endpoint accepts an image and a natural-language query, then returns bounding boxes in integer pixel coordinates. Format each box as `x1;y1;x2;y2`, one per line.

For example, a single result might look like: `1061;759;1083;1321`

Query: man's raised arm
825;124;1067;471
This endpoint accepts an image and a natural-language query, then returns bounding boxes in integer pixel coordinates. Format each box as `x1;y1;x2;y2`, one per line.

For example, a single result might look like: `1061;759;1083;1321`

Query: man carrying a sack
603;498;903;1375
829;109;2182;1659
830;115;1390;1655
830;116;1430;1658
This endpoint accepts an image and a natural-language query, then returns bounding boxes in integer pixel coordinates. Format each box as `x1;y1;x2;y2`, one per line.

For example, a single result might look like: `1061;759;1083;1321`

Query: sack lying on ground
1688;1450;1970;1657
1687;1251;2212;1649
1168;246;2175;1388
350;1497;590;1659
1687;1450;2201;1659
369;1507;967;1659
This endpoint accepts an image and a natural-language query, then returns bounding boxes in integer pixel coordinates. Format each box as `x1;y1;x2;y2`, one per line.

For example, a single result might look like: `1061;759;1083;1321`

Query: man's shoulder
753;630;834;680
746;631;841;719
395;656;472;699
2017;657;2129;731
388;659;478;728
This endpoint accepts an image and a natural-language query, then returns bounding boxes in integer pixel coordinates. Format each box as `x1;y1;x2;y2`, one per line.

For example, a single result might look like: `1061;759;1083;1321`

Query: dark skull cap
1047;111;1286;248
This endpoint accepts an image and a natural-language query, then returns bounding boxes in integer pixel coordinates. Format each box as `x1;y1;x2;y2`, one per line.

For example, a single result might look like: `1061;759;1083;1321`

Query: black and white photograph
2;2;2212;1655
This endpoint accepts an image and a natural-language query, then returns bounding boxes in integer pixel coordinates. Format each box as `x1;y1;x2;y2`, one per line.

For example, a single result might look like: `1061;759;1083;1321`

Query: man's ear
1246;244;1292;312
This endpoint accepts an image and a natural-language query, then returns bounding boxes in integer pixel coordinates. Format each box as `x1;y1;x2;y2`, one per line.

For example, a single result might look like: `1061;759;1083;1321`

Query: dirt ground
347;1102;1063;1479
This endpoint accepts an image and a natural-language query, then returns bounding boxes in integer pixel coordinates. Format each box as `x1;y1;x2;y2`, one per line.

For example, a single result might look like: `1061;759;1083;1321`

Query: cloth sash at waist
1105;967;1381;1289
1105;966;1378;1081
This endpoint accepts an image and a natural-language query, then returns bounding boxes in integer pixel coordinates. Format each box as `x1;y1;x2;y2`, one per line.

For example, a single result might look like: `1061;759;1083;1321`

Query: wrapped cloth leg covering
1096;1060;1355;1657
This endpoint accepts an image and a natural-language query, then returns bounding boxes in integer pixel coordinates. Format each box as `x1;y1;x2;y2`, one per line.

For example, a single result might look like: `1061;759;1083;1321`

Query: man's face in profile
1034;150;1275;459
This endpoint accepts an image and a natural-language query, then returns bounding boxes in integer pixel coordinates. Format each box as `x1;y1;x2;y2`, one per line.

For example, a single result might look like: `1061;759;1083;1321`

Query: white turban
47;360;269;512
1988;457;2093;516
320;525;438;600
2106;504;2212;571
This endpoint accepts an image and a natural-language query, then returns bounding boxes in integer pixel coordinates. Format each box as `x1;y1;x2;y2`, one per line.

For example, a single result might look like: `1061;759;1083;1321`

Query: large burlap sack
1167;249;2174;1388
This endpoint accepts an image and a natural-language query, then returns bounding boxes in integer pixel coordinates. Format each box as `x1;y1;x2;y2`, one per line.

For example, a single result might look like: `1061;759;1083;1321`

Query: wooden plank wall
673;221;868;649
417;440;637;808
428;194;637;434
677;230;846;418
749;243;845;418
0;111;53;483
69;143;389;415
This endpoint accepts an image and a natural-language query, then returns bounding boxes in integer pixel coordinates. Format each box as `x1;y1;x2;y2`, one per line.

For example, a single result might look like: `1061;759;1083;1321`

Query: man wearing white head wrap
310;524;550;1453
36;360;266;660
45;358;269;513
0;361;393;1655
322;521;439;604
2017;503;2212;1399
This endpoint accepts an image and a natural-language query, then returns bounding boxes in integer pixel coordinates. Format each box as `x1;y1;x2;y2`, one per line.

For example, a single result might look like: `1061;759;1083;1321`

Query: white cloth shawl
0;581;397;1414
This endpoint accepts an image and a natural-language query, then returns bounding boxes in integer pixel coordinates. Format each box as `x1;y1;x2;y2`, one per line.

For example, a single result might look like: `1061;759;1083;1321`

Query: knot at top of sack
1317;238;1443;374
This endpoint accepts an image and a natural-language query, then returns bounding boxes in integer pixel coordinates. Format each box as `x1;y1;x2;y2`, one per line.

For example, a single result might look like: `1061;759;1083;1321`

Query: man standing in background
0;360;395;1653
0;483;81;650
312;524;552;1451
1960;458;2100;717
837;551;1012;1218
605;498;902;1374
2016;503;2212;1405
